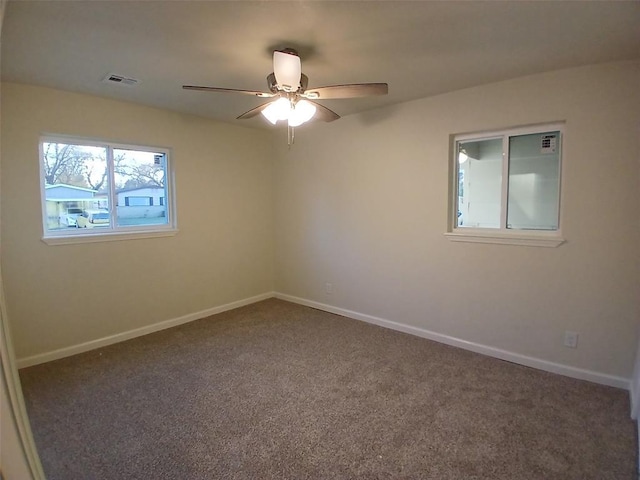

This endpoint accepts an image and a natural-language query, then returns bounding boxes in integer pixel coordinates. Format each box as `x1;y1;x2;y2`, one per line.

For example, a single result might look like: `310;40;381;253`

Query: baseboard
18;290;632;391
16;292;275;369
275;292;631;391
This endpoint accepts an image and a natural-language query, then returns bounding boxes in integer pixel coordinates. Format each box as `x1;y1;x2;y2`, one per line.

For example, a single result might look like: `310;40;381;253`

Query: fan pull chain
288;125;295;147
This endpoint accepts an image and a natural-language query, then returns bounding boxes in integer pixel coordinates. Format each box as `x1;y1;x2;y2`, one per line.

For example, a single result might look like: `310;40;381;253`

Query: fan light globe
273;50;301;92
288;100;317;127
261;98;316;126
261;97;291;124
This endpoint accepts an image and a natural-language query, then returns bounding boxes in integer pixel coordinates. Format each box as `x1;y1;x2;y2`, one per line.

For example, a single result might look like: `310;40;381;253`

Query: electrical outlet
564;331;579;348
324;282;333;295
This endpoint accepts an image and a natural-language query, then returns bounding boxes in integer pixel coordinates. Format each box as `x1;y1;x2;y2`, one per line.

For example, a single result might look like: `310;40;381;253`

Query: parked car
76;209;109;228
59;207;83;227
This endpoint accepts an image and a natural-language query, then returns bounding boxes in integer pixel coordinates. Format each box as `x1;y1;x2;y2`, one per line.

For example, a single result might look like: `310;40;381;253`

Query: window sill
42;228;178;245
444;231;565;248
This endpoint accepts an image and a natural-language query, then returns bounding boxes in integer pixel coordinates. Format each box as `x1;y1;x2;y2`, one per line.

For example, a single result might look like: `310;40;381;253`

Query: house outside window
40;135;176;243
446;123;564;247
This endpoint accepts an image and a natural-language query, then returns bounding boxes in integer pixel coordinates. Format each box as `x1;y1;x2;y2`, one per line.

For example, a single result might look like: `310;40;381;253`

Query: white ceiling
2;1;639;129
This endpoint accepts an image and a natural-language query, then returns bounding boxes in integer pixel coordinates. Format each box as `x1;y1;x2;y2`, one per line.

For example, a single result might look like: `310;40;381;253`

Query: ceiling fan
183;48;388;145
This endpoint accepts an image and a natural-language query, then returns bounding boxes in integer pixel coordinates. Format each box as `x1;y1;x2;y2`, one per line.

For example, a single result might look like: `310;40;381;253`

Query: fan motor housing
267;72;308;94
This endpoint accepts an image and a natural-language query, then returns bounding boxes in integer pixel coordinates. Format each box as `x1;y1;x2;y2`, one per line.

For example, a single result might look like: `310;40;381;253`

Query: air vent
102;73;140;86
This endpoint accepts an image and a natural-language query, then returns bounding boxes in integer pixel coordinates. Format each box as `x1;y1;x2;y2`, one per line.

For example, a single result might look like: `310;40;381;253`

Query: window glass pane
114;148;168;227
42;142;109;231
456;138;502;228
507;132;560;230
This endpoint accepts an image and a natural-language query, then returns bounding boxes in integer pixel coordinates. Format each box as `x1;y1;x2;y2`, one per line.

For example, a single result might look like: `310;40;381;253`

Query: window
125;196;153;207
40;136;176;243
446;124;564;247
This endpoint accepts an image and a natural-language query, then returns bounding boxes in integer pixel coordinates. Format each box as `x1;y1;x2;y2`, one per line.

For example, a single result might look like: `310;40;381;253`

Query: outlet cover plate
564;331;579;348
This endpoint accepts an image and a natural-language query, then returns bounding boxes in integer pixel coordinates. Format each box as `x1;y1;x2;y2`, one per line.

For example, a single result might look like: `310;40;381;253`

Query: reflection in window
507;133;560;230
114;149;167;227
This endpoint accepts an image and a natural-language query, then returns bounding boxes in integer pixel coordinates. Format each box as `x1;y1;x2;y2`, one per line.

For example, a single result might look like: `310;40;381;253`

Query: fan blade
309;101;340;122
236;102;273;120
303;83;388;100
183;85;274;98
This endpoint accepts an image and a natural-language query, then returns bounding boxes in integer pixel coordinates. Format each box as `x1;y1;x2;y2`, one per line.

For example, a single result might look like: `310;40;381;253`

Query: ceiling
2;1;639;130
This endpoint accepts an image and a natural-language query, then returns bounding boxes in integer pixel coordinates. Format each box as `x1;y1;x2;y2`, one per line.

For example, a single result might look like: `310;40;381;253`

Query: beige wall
1;83;274;359
273;61;640;379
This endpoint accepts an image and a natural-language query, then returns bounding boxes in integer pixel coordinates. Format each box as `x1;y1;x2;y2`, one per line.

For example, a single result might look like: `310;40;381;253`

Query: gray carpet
19;299;636;479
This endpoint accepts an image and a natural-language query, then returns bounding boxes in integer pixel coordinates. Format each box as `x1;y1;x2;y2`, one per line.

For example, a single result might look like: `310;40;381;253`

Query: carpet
19;299;636;479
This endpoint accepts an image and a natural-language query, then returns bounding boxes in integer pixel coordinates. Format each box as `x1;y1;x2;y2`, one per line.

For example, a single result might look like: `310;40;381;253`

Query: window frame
445;123;565;248
39;134;178;245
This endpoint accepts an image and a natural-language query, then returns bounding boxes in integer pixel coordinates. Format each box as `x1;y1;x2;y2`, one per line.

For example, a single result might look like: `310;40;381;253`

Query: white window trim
445;123;566;248
39;134;178;244
443;231;564;248
42;229;178;246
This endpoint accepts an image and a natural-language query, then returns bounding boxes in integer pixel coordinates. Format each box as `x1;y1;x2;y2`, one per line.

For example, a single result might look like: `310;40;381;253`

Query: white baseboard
18;290;632;392
16;292;275;369
275;292;631;391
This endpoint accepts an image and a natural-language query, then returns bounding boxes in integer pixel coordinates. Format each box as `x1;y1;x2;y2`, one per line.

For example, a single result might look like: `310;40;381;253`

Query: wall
273;61;640;382
1;83;274;360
